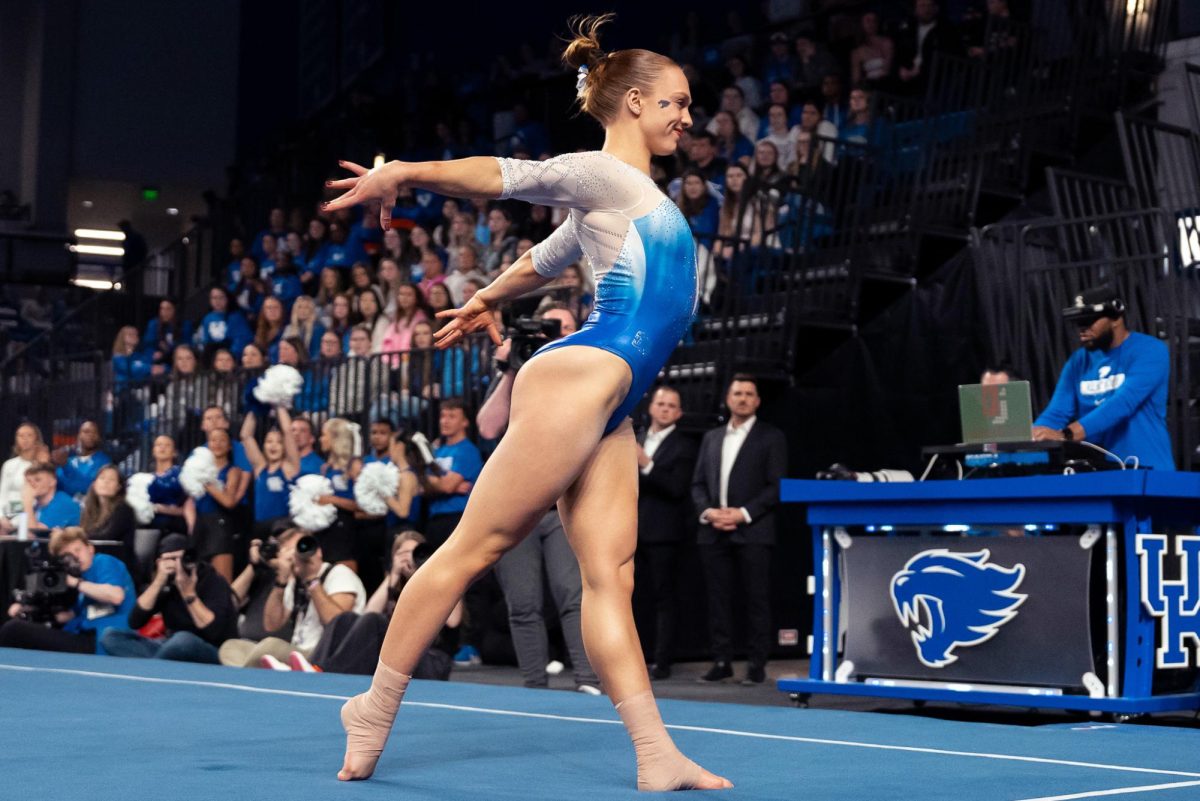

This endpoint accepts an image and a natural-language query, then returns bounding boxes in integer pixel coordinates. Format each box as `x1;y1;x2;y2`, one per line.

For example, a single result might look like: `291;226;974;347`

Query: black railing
108;337;499;472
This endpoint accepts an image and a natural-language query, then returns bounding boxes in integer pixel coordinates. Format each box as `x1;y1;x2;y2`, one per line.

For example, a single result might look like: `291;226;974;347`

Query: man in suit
692;374;787;685
895;0;963;96
635;386;698;680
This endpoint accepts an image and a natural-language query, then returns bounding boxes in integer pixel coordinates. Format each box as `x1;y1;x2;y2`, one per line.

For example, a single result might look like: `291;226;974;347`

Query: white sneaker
545;660;564;675
260;654;291;671
576;683;602;696
288;651;320;672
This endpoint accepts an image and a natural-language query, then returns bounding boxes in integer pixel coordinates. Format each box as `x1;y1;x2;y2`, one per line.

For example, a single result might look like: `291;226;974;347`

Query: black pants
0;620;95;654
637;542;683;668
354;517;388;593
699;540;772;667
311;611;451;680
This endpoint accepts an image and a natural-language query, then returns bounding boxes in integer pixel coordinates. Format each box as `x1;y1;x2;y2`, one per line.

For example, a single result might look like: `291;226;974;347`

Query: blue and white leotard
496;151;698;434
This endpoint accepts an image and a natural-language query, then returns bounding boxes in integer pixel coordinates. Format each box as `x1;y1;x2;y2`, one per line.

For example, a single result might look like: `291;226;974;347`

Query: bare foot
691;766;734;790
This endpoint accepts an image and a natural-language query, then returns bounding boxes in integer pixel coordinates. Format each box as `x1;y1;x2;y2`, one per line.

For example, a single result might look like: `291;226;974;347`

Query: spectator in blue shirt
424;399;483;550
196;286;253;360
259;233;279;279
112;325;162;392
1032;287;1174;471
290;415;325;476
0;527;134;654
223;237;247;288
0;461;82;535
348;202;383;259
324;221;363;271
230;256;267;317
53;419;111;500
251;208;288;261
140;298;192;367
677;170;721;250
713;110;755;167
270;252;304;315
300;218;332;288
763;31;797;86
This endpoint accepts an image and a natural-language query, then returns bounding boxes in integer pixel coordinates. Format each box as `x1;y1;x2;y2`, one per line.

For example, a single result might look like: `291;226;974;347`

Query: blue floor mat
2;648;1199;801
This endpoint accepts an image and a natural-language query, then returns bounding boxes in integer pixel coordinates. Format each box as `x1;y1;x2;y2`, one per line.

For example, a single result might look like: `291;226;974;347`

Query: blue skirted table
778;472;1200;716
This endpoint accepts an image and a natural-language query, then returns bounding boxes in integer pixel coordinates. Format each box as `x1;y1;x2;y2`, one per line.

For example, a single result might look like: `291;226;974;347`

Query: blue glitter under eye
657;100;670;108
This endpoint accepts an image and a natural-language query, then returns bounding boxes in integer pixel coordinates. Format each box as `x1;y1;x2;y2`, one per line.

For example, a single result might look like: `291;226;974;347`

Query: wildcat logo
1137;534;1200;669
890;549;1027;668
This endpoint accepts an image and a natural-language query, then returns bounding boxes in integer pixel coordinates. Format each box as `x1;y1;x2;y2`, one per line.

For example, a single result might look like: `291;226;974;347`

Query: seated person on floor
218;527;365;668
228;526;295;643
287;531;461;679
99;533;239;663
0;527;135;654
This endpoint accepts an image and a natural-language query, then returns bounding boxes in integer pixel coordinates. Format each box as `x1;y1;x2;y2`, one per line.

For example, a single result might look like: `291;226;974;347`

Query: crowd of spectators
0;1;1031;685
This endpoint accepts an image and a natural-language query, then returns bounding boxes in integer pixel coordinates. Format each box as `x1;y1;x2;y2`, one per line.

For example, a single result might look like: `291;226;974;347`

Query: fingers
486;320;503;346
325;177;359;190
434;330;462;350
323;190;359;212
380;198;394;230
339;160;369;176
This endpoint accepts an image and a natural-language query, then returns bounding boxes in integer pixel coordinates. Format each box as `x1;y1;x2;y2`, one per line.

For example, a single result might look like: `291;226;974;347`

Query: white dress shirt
701;416;755;525
640;424;676;475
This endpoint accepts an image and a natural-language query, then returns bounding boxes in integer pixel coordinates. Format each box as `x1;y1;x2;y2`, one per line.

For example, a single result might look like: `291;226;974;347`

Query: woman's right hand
434;295;502;349
323;160;405;228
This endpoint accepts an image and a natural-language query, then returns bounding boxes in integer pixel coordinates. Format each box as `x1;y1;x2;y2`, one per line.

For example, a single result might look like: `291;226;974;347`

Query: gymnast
322;13;732;792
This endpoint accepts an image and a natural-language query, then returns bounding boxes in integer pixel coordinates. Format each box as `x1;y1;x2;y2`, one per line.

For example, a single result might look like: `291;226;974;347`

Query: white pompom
180;447;219;499
355;461;400;516
289;474;338;531
253;364;305;407
125;472;156;525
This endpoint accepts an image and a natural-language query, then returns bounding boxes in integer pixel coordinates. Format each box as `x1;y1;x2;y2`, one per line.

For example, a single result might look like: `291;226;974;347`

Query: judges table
778;472;1200;716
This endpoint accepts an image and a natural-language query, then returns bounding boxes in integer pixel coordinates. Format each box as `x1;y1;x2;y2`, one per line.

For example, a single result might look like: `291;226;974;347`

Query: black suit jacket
895;19;963;80
691;419;787;546
637;428;698;544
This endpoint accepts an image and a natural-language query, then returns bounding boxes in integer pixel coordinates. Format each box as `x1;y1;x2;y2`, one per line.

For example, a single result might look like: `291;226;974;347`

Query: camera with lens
294;534;318;561
506;315;563;372
411;541;435;571
12;541;80;624
258;539;280;564
165;548;198;586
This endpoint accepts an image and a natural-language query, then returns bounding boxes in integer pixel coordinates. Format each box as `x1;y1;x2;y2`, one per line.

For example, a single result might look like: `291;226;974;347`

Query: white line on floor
3;662;1198;785
1013;779;1200;800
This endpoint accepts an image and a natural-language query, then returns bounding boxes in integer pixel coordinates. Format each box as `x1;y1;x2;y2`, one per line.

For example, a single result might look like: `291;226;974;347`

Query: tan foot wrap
615;690;704;791
341;660;412;765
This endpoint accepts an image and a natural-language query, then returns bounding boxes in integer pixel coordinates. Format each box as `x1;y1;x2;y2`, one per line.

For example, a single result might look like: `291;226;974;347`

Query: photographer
290;532;462;678
218;527;365;668
228;528;294;643
100;533;238;663
0;527;134;654
476;306;577;439
472;306;601;690
1031;286;1174;471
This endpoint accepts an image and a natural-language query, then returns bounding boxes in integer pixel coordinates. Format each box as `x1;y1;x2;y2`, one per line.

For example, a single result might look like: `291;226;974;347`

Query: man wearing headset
1031;285;1174;471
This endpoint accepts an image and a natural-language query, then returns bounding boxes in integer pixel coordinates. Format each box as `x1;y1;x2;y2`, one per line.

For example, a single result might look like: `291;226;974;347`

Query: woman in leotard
323;14;730;792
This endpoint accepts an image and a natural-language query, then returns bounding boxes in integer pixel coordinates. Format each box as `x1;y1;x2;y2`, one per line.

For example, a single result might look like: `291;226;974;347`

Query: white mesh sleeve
529;216;583;278
495;151;645;211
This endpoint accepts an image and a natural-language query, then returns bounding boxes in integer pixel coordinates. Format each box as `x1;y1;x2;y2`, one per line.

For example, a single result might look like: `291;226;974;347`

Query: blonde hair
50;526;91;556
323;417;357;469
111;325;140;357
286;295;318;349
563;14;678;127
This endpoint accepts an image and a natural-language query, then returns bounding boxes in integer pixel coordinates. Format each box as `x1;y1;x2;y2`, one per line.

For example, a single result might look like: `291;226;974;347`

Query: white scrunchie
125;473;156;525
289;474;338;531
253;364;304;407
180;447;219;500
354;461;400;517
576;64;589;97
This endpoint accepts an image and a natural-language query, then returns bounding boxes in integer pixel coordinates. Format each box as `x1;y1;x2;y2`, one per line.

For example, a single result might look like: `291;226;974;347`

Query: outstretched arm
325;159;504;228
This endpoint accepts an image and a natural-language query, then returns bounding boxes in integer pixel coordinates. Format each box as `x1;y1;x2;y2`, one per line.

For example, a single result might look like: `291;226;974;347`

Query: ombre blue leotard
497;151;697;434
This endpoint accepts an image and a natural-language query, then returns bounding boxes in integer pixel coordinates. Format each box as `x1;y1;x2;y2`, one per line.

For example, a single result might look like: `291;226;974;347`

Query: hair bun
562;13;613;70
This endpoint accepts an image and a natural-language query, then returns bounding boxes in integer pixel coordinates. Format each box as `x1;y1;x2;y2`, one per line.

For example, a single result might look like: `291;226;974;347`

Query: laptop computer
958;381;1033;444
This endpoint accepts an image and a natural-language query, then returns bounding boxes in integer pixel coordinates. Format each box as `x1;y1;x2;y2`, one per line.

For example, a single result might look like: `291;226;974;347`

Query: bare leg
210;553;233;583
558;422;732;791
339;347;630;781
